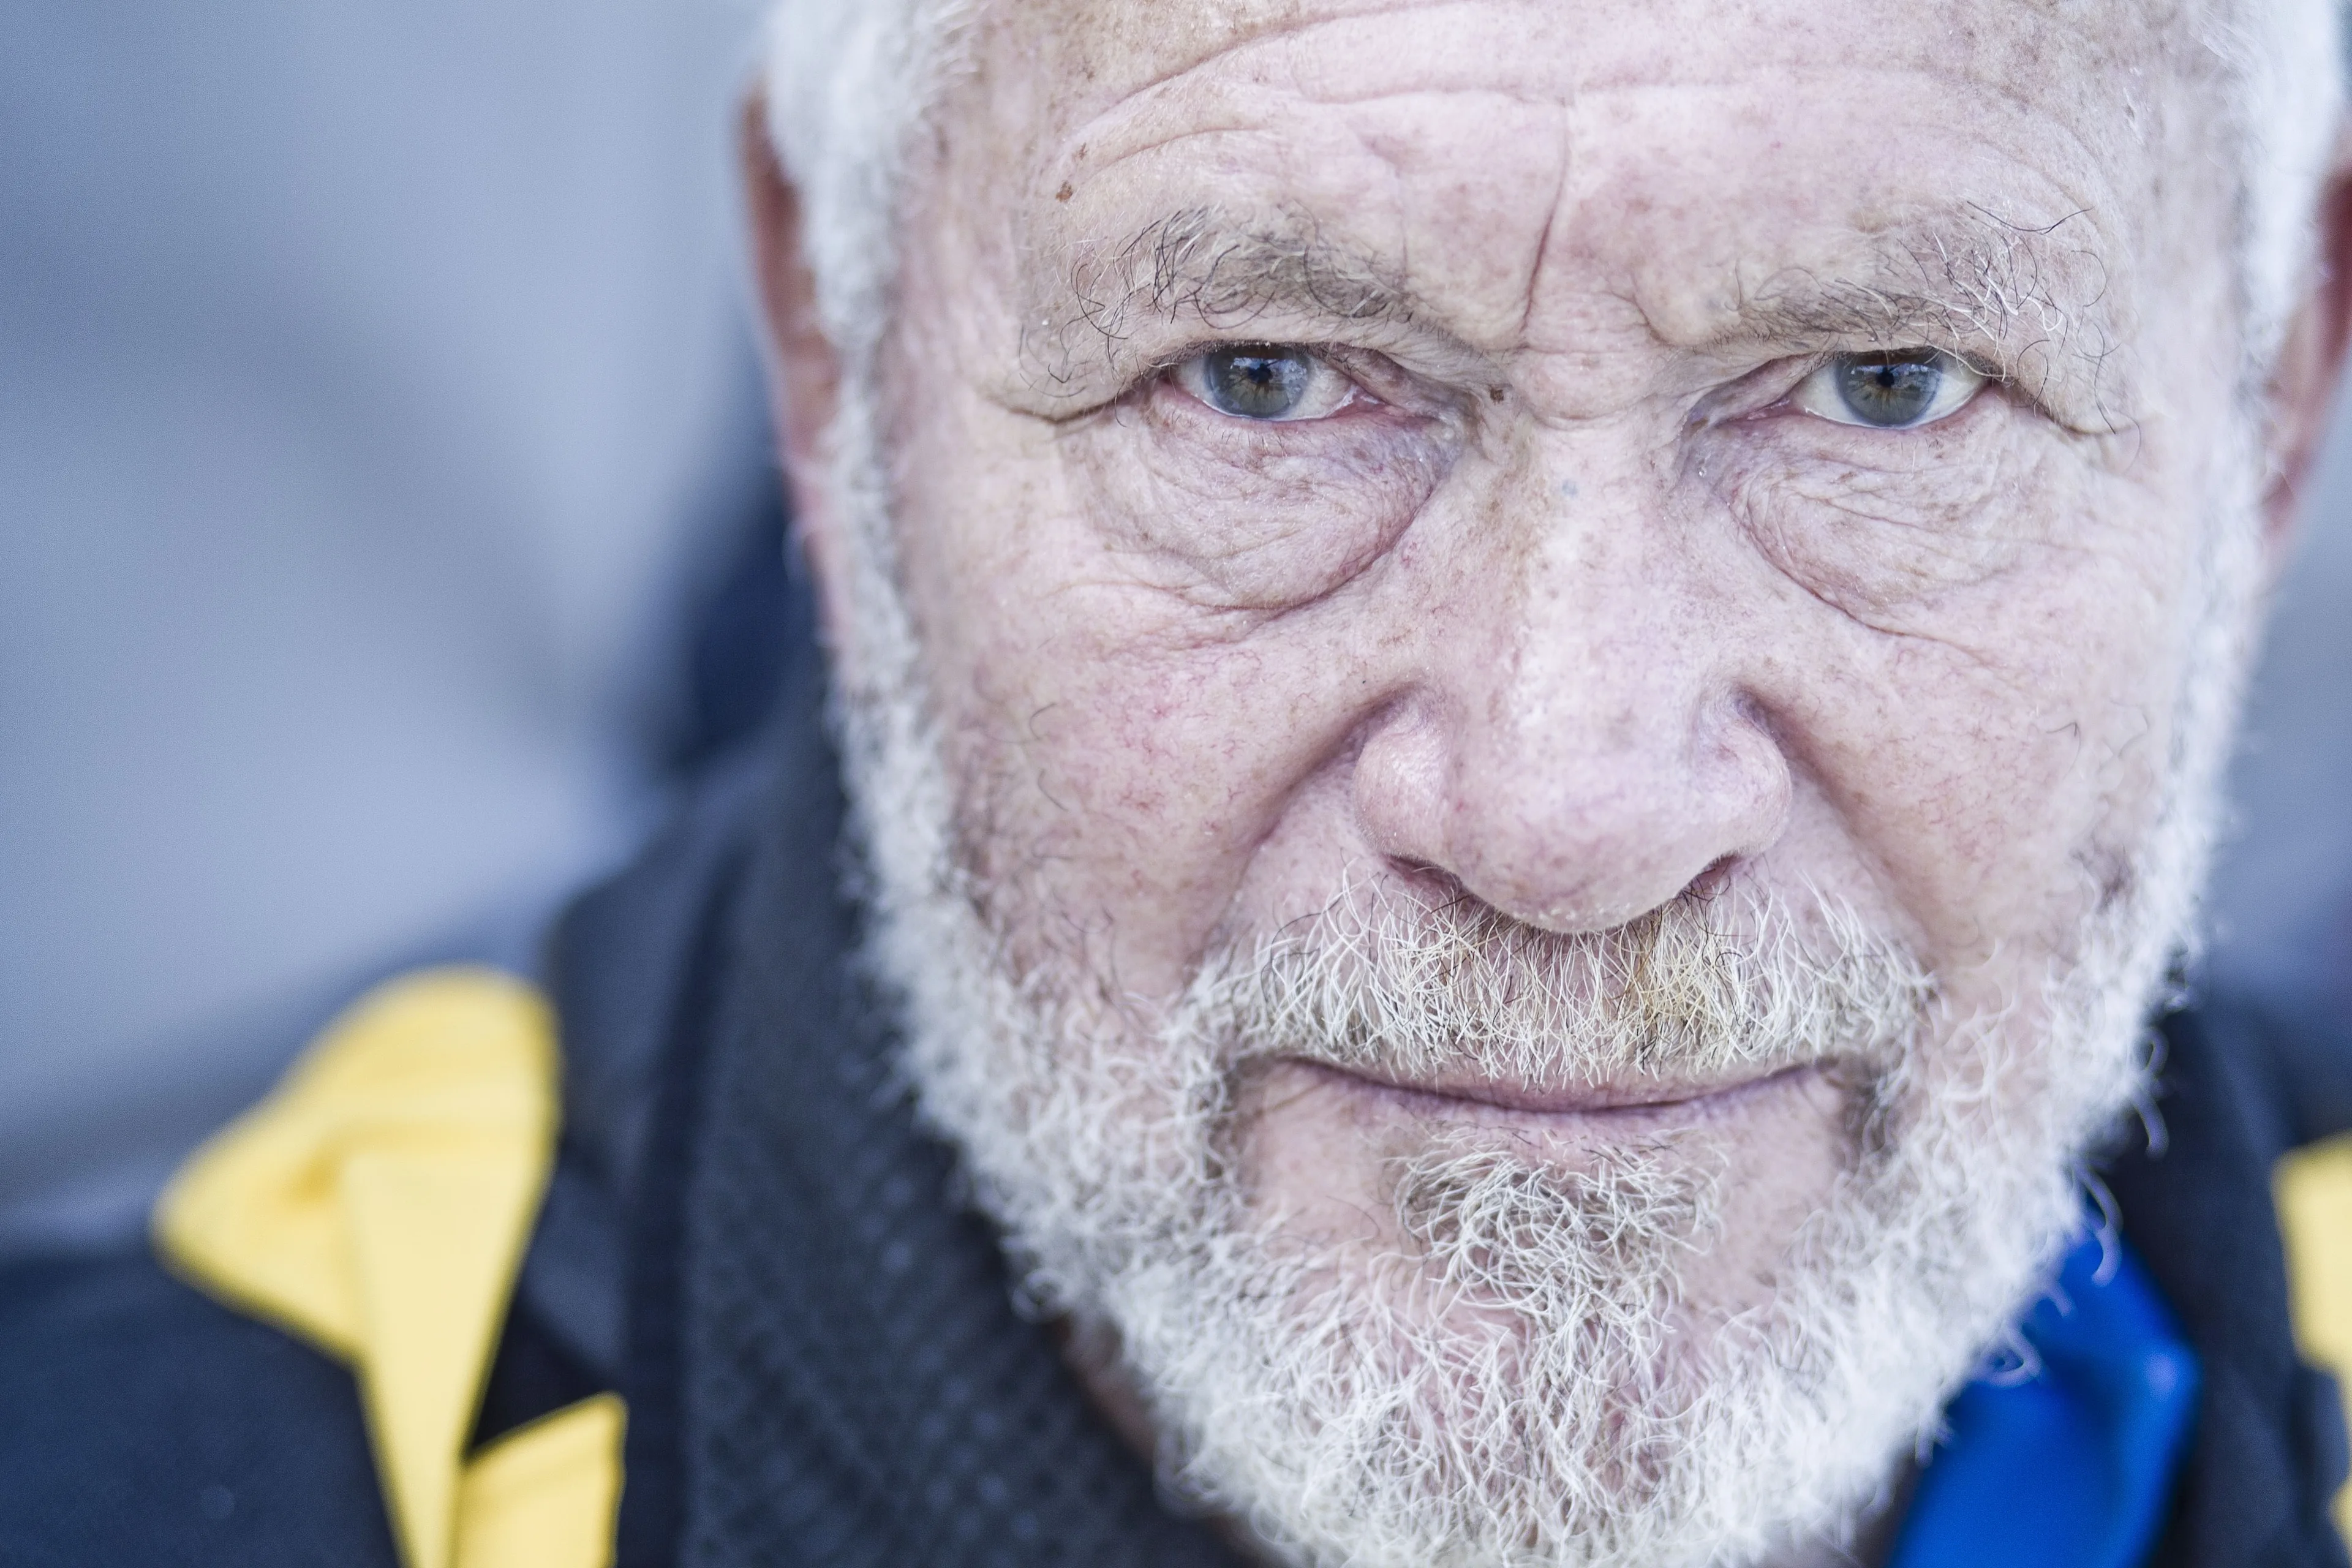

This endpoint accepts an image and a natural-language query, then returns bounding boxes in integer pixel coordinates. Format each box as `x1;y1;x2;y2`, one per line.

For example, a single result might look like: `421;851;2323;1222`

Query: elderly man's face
757;0;2340;1561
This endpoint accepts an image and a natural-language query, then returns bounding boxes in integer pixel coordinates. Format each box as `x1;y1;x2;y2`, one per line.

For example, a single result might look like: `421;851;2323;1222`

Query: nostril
1684;855;1739;902
1385;856;1471;904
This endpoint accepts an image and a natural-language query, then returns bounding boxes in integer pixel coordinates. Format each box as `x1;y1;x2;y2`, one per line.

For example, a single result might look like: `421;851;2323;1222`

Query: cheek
1699;405;2049;630
1741;512;2199;965
881;487;1297;981
1065;396;1452;609
1681;402;2209;963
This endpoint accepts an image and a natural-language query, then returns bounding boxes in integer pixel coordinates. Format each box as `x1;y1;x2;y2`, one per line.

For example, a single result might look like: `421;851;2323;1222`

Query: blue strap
1887;1227;2199;1568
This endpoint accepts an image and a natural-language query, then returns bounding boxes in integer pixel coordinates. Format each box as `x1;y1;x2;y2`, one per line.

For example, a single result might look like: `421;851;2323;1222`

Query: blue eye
1839;353;1943;426
1203;348;1312;418
1795;349;1984;429
1174;345;1355;422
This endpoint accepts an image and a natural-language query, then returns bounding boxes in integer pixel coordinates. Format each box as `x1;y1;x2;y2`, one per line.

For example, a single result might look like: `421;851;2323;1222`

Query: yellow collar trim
153;967;623;1568
2277;1134;2352;1541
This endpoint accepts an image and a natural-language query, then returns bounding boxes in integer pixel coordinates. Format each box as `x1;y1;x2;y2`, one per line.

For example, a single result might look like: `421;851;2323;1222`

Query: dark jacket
5;622;2350;1567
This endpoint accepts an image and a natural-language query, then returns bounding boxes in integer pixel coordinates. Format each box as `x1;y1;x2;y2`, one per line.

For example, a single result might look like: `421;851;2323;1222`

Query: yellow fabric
153;967;624;1568
456;1395;627;1568
2275;1134;2352;1540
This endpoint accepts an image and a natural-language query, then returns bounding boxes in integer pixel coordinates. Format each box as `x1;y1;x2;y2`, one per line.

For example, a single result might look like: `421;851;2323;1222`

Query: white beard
815;372;2260;1566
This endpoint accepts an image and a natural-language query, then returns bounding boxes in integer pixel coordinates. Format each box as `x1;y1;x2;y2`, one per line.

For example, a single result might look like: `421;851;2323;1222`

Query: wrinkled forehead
978;0;2209;181
932;0;2230;385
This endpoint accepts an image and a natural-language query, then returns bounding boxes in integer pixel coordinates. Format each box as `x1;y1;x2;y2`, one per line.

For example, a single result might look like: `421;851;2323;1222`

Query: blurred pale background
0;0;769;1241
4;0;2350;1243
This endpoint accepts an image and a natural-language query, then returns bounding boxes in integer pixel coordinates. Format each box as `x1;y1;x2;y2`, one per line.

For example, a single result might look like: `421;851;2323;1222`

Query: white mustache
1174;883;1936;1092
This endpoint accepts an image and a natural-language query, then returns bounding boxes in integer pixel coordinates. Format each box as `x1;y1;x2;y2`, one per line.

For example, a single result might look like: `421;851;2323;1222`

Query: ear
2263;126;2352;568
741;88;856;658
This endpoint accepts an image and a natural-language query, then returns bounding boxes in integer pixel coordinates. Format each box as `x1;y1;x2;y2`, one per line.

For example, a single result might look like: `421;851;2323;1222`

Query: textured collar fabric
562;611;2346;1567
2106;1005;2351;1568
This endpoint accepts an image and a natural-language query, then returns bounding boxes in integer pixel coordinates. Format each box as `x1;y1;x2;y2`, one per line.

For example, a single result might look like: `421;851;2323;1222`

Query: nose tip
1353;690;1792;936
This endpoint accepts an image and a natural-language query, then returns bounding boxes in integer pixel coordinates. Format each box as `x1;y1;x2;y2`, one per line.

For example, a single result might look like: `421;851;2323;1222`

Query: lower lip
1297;1060;1822;1123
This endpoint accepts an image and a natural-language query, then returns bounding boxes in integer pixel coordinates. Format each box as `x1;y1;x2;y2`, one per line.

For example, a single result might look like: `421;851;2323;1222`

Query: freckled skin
748;0;2352;1522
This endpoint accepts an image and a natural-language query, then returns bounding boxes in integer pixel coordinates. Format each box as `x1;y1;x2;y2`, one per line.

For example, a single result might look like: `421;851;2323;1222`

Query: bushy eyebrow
1728;206;2120;415
1020;205;1431;396
1084;205;1412;331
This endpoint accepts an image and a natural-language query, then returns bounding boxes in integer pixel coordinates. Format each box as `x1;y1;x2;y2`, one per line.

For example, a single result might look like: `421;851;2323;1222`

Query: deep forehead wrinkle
1035;0;2179;184
1045;0;1521;136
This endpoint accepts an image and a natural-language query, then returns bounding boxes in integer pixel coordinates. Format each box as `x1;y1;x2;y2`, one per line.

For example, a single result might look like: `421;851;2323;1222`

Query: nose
1351;500;1791;933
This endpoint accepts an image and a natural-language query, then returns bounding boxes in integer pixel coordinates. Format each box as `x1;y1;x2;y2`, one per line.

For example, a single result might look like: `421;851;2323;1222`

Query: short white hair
2212;0;2348;374
760;0;977;378
763;0;2346;390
